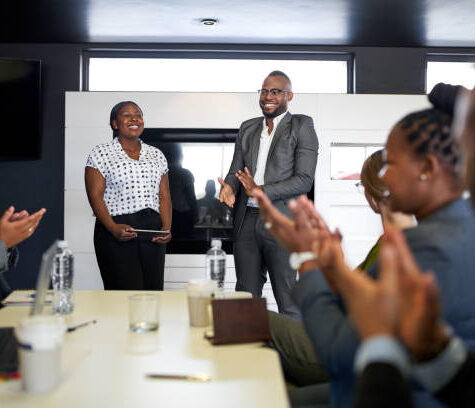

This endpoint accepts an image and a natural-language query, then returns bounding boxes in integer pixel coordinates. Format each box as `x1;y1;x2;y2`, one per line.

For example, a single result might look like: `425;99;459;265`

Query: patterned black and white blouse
86;138;168;216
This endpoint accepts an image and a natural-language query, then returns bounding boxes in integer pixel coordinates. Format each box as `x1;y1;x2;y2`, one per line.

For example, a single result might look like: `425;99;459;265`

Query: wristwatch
289;252;318;270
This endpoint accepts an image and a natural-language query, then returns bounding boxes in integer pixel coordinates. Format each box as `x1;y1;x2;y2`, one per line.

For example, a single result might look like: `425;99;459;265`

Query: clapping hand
236;167;262;197
218;177;235;208
253;190;346;284
253;190;318;253
0;206;46;248
335;224;450;361
386;226;449;361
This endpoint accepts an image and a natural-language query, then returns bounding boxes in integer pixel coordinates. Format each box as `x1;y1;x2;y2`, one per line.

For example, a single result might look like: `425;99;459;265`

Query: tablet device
130;229;170;237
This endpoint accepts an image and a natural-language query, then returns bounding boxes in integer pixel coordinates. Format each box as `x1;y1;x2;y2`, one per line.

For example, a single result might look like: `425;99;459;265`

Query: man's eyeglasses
257;88;292;97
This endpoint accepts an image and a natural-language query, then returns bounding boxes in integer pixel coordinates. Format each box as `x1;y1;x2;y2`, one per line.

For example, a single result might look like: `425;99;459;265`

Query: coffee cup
186;279;217;327
15;315;66;393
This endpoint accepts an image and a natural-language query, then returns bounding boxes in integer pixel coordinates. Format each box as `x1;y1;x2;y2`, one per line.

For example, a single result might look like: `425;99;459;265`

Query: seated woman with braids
267;150;415;406
254;100;475;407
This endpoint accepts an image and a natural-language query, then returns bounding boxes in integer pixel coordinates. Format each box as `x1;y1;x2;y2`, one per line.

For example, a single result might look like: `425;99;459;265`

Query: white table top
0;290;289;408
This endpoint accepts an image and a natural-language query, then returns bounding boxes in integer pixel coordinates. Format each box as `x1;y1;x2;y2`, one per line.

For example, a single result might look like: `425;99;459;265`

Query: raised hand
236;167;261;197
254;189;334;262
0;206;46;248
334;224;450;361
218;177;235;208
253;189;310;253
9;210;29;222
385;226;450;361
336;242;401;339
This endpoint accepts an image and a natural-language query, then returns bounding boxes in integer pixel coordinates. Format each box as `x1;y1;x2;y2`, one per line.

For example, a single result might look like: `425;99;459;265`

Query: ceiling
2;0;475;47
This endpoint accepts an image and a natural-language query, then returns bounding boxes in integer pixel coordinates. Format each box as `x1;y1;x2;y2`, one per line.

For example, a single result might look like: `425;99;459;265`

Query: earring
419;174;427;181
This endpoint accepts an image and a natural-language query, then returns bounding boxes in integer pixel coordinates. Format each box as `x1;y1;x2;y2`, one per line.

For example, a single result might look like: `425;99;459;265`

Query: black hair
267;70;292;89
428;82;463;116
109;101;143;138
396;108;462;187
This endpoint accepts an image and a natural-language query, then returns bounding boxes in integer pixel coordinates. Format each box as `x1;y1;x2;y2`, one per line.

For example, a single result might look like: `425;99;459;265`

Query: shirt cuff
354;335;411;378
413;336;467;393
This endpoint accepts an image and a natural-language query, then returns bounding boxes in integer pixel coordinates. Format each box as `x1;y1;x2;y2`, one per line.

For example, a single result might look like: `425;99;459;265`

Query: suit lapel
266;112;291;167
250;121;263;175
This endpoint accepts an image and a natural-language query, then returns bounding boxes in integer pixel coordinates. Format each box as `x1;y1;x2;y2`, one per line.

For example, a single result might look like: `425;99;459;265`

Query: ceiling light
200;18;218;26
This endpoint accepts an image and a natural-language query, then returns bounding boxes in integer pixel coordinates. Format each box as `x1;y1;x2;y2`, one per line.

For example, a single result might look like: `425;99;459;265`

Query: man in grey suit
218;71;318;319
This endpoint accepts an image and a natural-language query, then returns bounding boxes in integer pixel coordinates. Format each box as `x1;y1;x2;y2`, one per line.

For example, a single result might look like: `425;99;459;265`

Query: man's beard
261;104;285;119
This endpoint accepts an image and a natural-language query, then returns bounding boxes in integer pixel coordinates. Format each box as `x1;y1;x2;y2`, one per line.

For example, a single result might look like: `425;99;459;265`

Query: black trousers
233;207;300;320
93;209;166;290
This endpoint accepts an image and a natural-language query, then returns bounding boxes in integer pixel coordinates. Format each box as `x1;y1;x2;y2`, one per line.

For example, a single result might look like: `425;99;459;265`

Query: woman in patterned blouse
85;101;172;290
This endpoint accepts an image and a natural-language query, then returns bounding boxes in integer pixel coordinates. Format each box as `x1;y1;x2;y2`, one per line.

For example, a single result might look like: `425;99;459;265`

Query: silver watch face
289;252;316;270
289;252;300;270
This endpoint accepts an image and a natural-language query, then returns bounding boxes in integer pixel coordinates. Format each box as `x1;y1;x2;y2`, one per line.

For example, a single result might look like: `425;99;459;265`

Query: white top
86;138;168;216
247;110;288;207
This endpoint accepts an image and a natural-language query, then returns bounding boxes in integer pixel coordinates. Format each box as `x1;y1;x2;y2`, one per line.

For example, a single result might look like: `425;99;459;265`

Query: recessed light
200;18;218;26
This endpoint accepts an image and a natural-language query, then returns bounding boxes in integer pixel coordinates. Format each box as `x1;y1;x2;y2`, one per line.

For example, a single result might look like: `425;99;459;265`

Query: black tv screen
0;58;41;160
142;128;237;254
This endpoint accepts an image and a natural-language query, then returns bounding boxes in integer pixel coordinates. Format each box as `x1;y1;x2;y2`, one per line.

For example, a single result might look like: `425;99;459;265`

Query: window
426;57;475;92
330;144;383;180
84;51;352;93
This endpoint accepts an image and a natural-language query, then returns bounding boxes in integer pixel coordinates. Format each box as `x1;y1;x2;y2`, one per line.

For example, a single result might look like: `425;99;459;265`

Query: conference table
0;291;289;408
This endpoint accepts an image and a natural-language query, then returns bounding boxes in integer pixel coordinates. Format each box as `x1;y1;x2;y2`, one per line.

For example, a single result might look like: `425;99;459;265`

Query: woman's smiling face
379;126;426;216
113;103;144;139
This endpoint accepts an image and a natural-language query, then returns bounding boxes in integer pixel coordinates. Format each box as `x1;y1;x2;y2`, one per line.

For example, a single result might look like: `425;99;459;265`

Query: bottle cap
186;279;217;296
57;240;69;248
211;239;222;249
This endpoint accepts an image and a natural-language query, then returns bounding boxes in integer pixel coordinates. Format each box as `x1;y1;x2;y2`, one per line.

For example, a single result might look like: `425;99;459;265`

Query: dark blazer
356;353;475;408
356;362;414;408
224;112;318;238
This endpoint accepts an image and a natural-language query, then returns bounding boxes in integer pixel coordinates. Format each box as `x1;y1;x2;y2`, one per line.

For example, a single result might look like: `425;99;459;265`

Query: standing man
218;71;318;319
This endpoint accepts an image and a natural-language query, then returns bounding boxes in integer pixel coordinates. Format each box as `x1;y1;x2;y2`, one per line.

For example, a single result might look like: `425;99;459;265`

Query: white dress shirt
247;110;288;207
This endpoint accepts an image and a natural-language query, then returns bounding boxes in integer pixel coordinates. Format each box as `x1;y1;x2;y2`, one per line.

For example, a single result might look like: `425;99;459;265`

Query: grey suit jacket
224;112;318;238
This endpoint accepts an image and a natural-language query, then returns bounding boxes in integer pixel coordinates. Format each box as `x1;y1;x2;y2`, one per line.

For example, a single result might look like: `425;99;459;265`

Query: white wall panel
65;91;429;312
314;94;430;130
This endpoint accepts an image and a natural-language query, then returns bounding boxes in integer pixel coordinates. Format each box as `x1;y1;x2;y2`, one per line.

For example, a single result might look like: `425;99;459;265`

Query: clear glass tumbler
128;294;160;333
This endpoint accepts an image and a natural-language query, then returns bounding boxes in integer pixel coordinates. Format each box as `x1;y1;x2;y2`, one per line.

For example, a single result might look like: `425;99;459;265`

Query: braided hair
109;101;143;138
395;108;462;189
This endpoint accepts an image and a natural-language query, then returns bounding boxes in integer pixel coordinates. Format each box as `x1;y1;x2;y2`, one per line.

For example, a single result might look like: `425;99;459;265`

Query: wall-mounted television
0;58;41;160
142;128;237;254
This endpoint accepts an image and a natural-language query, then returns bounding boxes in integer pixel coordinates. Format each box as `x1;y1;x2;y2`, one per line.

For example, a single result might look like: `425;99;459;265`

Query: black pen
67;320;97;332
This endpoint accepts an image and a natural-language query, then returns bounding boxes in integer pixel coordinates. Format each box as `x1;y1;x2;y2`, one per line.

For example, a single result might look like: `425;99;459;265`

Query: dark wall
0;44;81;289
0;42;473;289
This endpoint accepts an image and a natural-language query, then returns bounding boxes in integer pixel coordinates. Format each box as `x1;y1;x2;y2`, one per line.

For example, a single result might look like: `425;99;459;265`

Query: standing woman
85;101;172;290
